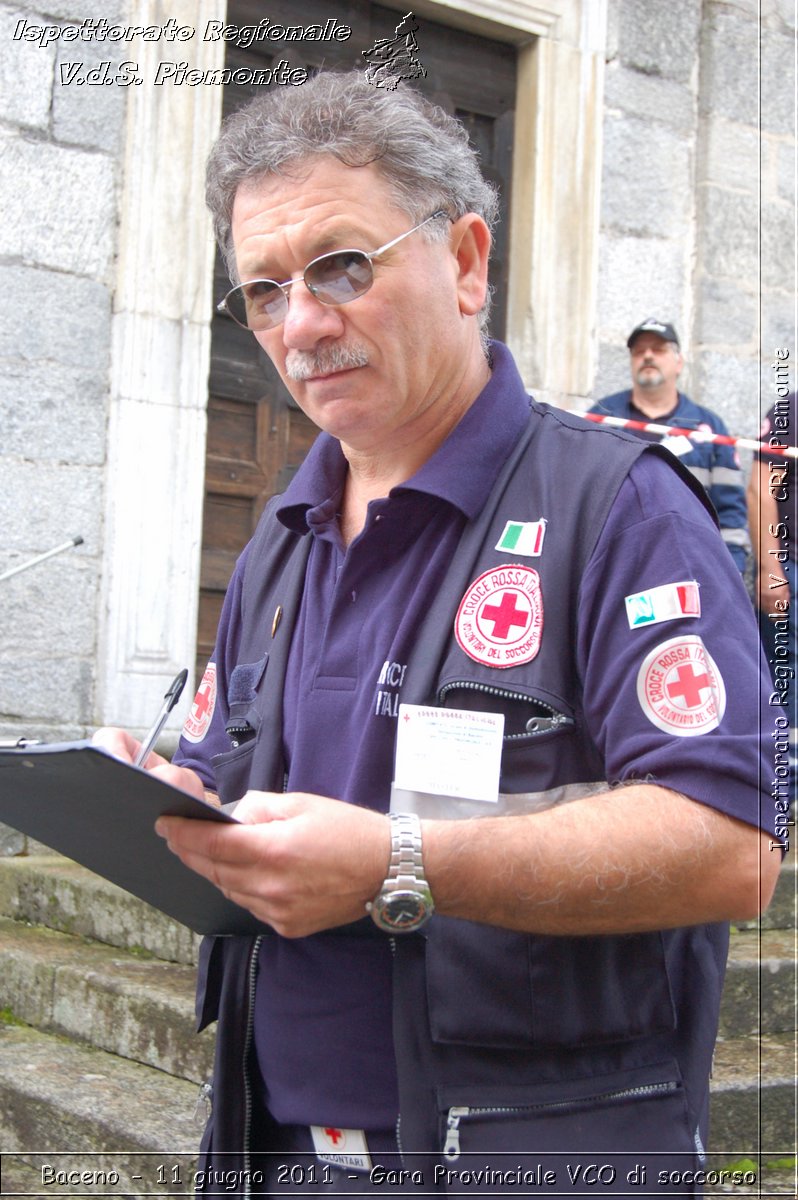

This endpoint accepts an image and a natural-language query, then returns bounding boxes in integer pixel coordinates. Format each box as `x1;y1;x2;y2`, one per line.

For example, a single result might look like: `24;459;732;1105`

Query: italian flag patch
495;519;547;557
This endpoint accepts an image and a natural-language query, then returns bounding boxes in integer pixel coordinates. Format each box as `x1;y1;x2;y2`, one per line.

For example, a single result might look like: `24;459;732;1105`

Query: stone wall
0;0;125;741
595;0;796;447
0;0;794;755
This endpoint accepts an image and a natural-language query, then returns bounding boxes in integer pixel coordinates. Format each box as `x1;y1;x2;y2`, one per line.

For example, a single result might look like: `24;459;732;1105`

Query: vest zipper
194;1079;213;1125
437;681;573;737
226;718;254;749
390;936;407;1165
443;1106;471;1160
242;934;263;1199
443;1081;679;1162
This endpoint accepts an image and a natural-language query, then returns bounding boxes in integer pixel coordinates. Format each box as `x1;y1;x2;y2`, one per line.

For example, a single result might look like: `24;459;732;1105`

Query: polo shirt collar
627;391;685;425
277;340;532;532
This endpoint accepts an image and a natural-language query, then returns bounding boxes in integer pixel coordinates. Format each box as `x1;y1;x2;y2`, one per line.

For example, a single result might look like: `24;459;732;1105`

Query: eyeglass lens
226;250;375;331
221;210;447;331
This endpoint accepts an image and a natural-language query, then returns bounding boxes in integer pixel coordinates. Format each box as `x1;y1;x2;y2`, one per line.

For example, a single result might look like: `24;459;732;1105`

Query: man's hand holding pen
93;669;218;805
91;726;209;802
94;669;390;938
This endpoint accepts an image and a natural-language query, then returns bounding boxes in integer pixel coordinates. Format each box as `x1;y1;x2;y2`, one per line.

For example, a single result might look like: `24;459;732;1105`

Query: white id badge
392;703;504;813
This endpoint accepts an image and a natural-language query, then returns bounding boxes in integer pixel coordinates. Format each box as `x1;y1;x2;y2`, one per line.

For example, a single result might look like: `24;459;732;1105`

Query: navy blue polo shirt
175;342;768;1131
253;347;532;1129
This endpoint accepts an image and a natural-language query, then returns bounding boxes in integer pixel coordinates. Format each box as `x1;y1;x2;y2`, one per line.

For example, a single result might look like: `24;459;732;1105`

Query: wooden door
197;0;517;681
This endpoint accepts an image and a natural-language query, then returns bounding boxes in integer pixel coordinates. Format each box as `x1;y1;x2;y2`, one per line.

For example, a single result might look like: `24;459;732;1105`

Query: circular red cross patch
182;662;217;743
636;636;726;737
455;565;543;668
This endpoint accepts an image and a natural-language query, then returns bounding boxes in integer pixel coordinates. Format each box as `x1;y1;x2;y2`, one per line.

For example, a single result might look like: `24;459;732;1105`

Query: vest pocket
425;920;675;1047
211;653;270;804
224;654;269;746
438;681;574;744
435;1062;695;1191
211;739;258;807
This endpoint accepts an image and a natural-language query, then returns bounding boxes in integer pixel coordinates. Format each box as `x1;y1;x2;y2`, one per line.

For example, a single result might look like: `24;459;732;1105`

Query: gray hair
206;70;499;326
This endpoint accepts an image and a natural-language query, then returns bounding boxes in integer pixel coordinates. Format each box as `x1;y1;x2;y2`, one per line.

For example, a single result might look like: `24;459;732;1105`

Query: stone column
96;0;225;730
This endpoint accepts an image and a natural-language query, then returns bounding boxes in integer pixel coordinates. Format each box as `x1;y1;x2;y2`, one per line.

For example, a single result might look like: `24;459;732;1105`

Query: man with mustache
96;75;777;1195
591;320;750;573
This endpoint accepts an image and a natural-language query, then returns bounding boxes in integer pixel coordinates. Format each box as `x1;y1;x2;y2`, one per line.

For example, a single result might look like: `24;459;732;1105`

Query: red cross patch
636;636;726;737
182;663;217;744
455;564;543;668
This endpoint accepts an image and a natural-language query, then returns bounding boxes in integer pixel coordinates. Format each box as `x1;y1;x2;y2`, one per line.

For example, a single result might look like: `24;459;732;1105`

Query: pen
135;669;189;767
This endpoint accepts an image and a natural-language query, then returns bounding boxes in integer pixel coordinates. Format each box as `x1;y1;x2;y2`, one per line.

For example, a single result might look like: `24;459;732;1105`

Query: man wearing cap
591;321;750;572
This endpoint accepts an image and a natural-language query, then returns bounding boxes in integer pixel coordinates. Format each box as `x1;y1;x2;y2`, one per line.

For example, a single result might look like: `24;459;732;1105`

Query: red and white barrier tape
572;411;798;459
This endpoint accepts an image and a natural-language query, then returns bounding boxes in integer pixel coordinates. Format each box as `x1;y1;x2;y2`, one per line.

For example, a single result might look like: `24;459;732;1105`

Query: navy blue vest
196;403;722;1190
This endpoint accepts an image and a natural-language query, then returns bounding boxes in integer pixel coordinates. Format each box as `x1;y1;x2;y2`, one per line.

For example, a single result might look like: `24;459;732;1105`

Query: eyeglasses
218;210;449;332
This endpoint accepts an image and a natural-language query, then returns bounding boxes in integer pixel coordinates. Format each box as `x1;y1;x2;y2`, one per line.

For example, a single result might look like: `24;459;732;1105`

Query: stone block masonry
0;1;125;743
595;0;796;450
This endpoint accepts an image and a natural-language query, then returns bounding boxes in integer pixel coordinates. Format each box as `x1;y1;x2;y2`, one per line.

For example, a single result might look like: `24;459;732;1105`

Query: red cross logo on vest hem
324;1128;344;1146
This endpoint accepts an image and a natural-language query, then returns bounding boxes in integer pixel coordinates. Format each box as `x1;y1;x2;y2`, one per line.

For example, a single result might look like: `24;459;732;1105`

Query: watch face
373;889;431;933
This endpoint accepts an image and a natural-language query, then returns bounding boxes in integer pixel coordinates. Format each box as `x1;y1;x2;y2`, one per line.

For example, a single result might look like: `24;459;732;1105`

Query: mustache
285;342;370;381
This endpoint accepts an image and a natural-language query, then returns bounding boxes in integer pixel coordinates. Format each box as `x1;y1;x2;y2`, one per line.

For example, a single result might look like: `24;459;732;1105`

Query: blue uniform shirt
590;390;750;572
177;343;768;1130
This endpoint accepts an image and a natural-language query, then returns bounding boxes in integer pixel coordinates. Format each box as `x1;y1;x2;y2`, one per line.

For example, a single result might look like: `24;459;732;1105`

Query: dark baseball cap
627;319;680;349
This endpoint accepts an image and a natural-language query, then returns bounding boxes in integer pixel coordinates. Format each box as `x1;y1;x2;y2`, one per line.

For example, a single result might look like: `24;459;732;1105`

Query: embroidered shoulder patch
625;581;700;629
182;663;217;743
636;636;725;737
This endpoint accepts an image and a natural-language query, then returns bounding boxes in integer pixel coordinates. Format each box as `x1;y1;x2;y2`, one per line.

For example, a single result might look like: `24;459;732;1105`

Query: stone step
719;928;797;1038
0;856;200;965
0;853;793;1184
709;1031;797;1155
0;1020;204;1194
1;860;792;1044
0;1019;792;1193
1;847;790;958
0;1153;199;1198
0;917;214;1085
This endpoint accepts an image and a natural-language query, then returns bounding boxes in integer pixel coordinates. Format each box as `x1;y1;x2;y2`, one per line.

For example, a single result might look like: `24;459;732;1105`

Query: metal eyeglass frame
217;209;450;331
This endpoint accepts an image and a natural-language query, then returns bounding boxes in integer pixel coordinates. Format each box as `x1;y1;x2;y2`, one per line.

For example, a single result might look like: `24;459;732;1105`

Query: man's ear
449;214;492;317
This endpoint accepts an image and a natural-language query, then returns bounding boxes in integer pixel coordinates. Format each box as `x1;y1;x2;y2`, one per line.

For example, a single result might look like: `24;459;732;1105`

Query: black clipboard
0;741;268;936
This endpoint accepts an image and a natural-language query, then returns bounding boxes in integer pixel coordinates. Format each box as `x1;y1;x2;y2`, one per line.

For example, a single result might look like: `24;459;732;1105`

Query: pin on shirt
310;1126;372;1172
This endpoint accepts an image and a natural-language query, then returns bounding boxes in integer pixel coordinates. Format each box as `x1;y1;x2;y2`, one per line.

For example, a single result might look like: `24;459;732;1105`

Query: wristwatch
367;812;435;933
